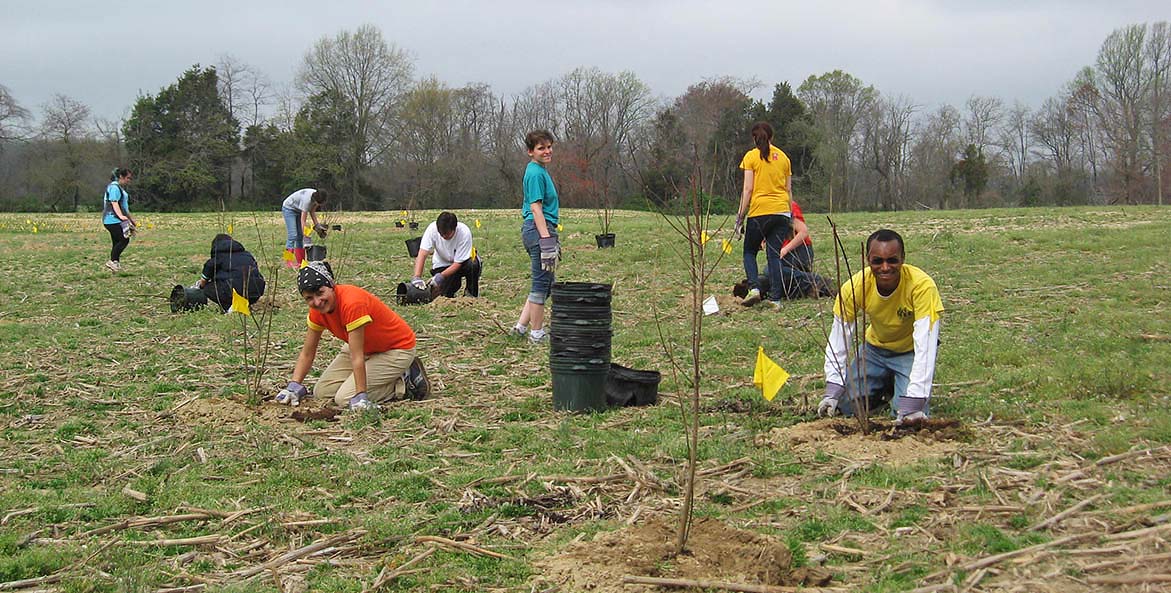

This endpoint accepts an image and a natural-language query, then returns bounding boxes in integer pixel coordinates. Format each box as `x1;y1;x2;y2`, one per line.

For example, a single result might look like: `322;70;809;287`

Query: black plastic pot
605;363;661;407
170;284;208;313
551;368;609;413
595;233;616;248
409;221;420;230
405;237;423;258
306;245;327;261
395;221;405;228
551;282;613;305
396;281;433;305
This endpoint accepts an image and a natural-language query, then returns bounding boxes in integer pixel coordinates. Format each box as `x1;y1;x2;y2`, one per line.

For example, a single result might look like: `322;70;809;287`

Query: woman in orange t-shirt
275;262;428;411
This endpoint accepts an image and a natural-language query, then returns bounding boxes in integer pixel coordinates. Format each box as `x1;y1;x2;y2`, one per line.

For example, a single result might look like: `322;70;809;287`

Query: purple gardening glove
275;381;309;406
817;382;845;417
348;392;375;411
430;273;445;288
895;397;928;426
733;214;745;240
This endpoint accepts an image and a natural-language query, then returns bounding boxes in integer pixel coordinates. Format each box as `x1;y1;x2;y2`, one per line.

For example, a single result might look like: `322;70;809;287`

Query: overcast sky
2;1;1167;123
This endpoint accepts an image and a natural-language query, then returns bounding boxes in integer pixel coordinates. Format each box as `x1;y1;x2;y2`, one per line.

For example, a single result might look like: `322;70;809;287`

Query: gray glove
817;382;846;417
539;236;559;272
120;219;137;238
275;381;309;406
410;277;426;290
895;397;929;426
430;273;445;288
313;223;328;238
189;281;203;290
733;214;745;239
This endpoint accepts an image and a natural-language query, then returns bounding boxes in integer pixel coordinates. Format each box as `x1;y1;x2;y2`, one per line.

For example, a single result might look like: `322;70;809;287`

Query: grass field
0;205;1169;592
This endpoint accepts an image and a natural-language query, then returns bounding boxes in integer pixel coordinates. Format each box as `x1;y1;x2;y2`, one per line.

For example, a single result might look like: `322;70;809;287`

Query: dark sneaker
403;357;430;400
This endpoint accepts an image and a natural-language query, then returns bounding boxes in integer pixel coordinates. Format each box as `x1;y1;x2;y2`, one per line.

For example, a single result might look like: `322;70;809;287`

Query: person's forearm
111;202;128;220
291;347;315;383
906;317;941;400
531;202;550;237
413;251;429;278
350;353;367;394
823;315;854;387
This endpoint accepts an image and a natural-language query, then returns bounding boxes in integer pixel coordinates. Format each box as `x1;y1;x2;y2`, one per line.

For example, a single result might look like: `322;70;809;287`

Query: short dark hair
311;189;327;203
866;229;905;259
212;233;232;245
436;211;458;235
110;167;132;181
525;129;555;150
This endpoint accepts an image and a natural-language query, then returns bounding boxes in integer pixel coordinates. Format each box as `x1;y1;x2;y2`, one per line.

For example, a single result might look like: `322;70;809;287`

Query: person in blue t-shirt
101;168;137;273
511;130;561;344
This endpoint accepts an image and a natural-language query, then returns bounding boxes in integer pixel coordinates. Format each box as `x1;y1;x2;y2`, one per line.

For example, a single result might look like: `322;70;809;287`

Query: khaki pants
316;344;417;406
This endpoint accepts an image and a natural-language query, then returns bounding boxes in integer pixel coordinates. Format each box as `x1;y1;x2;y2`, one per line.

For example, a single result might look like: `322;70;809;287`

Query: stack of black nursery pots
549;282;612;412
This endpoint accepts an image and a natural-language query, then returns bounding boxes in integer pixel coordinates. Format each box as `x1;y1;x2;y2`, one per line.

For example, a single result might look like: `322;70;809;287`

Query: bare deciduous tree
0;84;30;144
298;24;415;208
999;102;1032;182
860;94;917;210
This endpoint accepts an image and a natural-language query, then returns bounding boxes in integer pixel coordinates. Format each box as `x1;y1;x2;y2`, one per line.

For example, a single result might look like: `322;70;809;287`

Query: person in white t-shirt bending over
411;212;481;298
817;229;944;427
281;188;327;267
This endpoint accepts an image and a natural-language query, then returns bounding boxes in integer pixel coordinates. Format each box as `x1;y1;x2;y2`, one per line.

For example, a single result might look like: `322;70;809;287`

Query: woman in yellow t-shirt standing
734;122;793;308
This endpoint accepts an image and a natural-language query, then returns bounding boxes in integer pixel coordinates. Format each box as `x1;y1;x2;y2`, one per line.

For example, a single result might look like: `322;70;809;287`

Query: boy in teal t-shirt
512;130;560;343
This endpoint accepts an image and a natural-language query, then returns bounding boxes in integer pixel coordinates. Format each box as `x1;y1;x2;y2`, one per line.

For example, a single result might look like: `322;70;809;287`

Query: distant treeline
1;22;1168;217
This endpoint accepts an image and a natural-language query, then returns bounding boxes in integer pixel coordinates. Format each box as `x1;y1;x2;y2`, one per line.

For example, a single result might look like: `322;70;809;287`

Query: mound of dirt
535;516;819;593
757;417;964;466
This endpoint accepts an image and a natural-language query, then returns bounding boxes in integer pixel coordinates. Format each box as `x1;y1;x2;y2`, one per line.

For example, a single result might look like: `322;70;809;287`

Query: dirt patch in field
535;516;829;593
757;417;967;466
174;395;313;428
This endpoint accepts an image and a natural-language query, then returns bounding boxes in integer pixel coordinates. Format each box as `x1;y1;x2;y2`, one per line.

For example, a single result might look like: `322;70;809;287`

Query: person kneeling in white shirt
411;211;481;298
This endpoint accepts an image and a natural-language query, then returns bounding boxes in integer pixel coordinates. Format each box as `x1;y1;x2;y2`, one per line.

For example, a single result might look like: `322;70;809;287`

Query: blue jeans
835;342;927;418
743;214;792;302
521;219;557;305
282;207;303;249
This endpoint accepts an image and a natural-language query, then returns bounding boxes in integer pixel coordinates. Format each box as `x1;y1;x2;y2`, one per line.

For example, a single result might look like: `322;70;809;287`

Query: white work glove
275;381;309;406
539;236;559;273
817;382;845;417
189;281;202;290
895;397;929;427
410;277;426;290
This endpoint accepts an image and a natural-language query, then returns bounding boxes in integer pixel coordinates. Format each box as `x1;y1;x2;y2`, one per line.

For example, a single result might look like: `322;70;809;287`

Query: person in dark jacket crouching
192;234;266;312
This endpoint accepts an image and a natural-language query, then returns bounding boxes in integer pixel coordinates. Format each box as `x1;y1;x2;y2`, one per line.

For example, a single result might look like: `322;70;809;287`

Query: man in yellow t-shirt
817;229;944;426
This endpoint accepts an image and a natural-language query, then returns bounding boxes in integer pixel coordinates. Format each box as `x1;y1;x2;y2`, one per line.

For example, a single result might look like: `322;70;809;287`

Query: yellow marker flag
556;223;563;232
470;246;477;259
700;230;710;245
400;219;407;226
282;250;295;262
300;258;309;269
721;239;733;254
227;223;233;234
474;219;482;229
303;225;313;237
753;346;789;402
228;288;251;316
